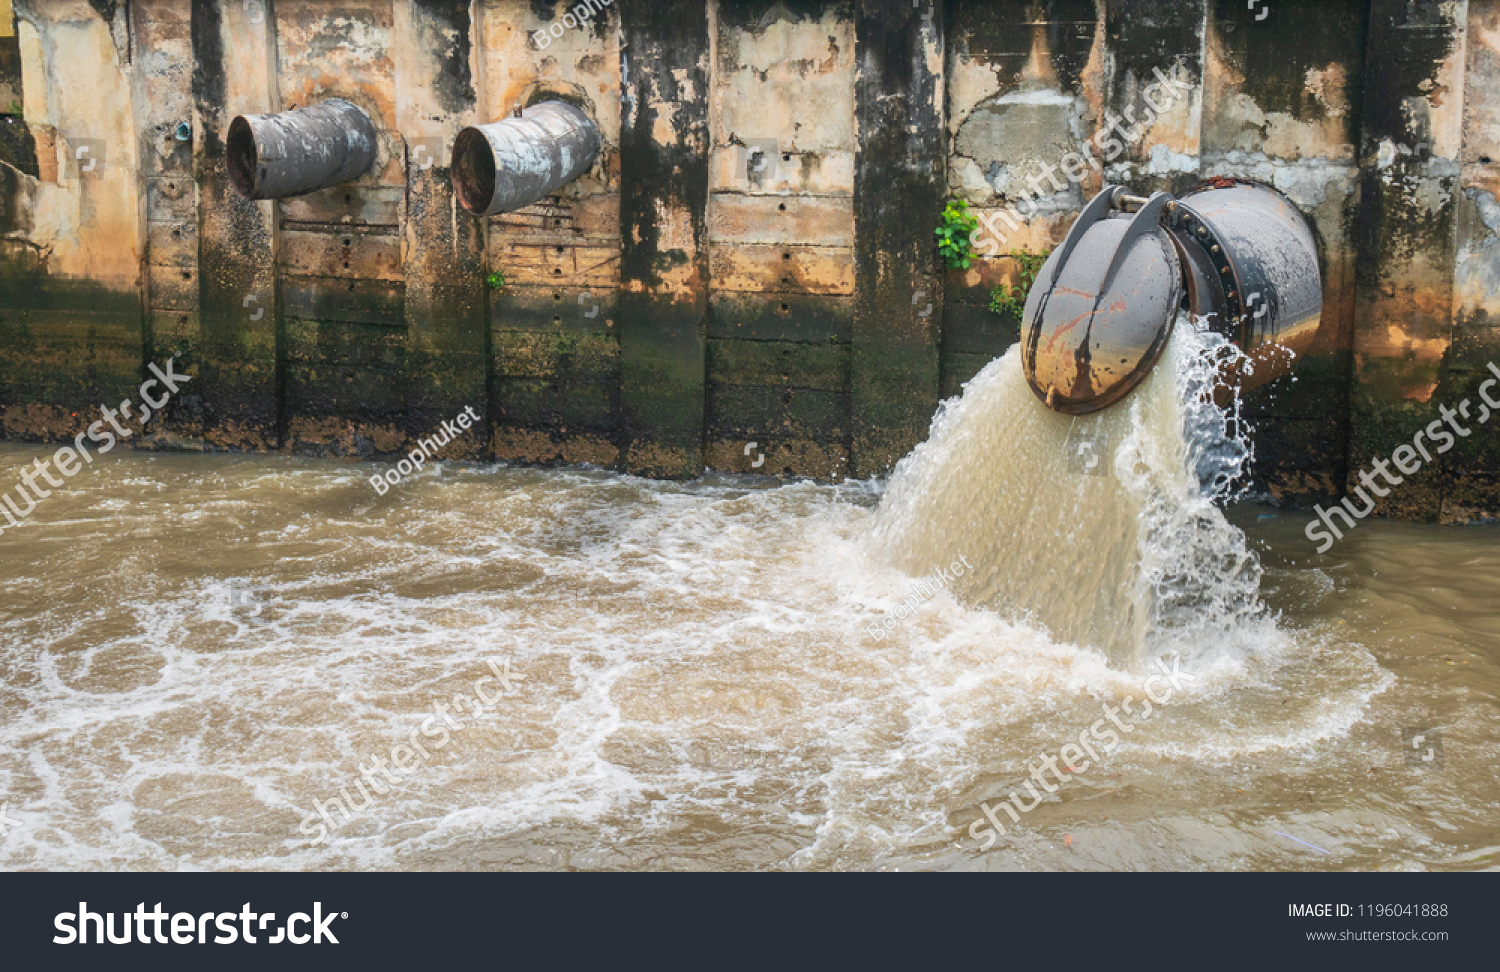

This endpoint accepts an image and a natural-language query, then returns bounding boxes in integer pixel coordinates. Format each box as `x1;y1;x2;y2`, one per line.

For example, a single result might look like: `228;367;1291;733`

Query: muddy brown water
0;348;1495;872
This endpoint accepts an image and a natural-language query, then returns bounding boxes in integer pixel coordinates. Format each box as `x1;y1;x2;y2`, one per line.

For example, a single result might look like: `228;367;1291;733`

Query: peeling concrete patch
1201;152;1357;208
1142;142;1197;175
1463;185;1500;234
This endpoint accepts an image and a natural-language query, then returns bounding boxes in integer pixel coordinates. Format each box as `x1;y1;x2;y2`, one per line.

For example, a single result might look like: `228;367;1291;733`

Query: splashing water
0;314;1430;872
868;316;1268;668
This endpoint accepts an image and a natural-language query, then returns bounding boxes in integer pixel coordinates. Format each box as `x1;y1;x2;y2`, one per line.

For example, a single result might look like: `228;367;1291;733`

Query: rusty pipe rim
225;116;259;198
451;126;497;214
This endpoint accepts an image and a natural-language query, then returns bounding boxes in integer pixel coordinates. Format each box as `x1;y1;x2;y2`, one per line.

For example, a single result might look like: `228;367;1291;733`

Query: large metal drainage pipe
1020;179;1322;415
451;101;602;216
226;98;379;200
1169;181;1322;391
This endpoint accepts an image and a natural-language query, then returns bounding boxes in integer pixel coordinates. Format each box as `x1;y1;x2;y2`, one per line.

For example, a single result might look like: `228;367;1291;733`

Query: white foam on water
0;328;1395;870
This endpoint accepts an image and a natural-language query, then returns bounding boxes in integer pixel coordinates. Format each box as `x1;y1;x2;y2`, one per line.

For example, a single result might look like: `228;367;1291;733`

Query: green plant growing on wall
935;198;978;269
486;271;506;291
989;250;1051;321
2;100;21;117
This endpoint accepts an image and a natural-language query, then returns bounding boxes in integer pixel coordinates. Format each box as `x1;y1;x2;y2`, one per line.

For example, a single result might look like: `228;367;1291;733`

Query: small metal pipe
451;101;602;216
226;99;378;200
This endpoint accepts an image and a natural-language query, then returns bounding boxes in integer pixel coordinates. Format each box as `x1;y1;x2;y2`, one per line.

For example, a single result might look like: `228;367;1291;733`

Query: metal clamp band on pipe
226;98;379;200
451;101;602;216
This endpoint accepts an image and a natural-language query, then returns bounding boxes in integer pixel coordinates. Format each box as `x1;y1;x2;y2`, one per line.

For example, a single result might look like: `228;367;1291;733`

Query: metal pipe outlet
226;99;379;200
451;101;602;215
1021;180;1322;415
1168;181;1323;392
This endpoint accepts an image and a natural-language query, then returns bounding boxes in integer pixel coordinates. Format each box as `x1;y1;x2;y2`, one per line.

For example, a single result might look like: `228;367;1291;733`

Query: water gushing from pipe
869;316;1263;668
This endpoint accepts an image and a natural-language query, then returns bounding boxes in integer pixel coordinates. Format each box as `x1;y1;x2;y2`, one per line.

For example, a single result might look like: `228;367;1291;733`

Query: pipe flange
1164;205;1240;323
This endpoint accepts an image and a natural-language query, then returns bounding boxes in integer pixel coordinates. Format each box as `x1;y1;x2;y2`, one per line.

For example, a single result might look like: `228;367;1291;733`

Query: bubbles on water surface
0;327;1401;871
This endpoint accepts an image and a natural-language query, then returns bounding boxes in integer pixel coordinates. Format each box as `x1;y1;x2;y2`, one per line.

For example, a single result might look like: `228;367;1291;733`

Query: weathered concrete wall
484;0;622;468
1;0;144;444
706;0;857;478
1447;0;1500;520
945;0;1365;510
1201;0;1363;508
1349;0;1467;520
1;0;1498;520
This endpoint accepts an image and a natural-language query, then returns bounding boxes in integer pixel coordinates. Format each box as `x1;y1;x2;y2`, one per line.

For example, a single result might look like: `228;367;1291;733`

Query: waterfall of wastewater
868;316;1266;667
